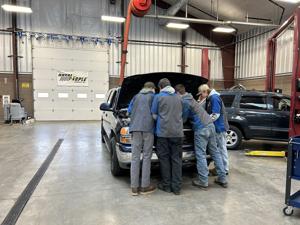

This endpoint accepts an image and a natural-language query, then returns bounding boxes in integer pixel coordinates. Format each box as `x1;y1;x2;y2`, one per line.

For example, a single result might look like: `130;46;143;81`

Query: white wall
0;0;224;80
235;27;294;79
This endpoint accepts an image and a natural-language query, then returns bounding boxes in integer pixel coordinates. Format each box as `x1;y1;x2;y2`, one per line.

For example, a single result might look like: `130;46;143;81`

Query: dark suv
220;90;290;149
100;72;207;176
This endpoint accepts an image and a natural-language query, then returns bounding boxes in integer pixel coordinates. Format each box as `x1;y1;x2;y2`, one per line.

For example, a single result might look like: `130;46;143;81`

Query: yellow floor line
245;150;286;157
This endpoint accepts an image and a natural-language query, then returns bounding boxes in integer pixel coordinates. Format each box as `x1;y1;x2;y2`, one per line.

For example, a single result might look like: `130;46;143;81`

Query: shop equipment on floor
283;136;300;216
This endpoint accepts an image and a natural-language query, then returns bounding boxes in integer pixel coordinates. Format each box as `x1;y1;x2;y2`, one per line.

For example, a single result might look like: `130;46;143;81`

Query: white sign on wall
57;71;89;87
2;95;10;107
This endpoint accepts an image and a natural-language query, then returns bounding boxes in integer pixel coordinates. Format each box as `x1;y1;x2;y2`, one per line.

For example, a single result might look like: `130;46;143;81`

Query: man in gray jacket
128;82;156;196
151;78;184;195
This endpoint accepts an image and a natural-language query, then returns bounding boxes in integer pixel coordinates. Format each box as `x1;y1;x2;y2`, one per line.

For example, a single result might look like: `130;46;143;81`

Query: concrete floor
0;121;300;225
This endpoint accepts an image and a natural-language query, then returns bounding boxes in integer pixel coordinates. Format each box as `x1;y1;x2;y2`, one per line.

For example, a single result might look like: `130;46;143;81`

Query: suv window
240;96;268;110
107;91;117;108
271;96;290;111
220;95;235;107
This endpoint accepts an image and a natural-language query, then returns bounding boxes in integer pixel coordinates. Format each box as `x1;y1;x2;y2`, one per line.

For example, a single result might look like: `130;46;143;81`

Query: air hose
119;0;152;85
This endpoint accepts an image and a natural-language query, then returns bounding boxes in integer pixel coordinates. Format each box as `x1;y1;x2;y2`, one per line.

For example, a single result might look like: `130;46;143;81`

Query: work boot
172;190;181;195
214;178;228;188
131;187;139;196
157;183;172;193
192;179;208;190
140;185;156;195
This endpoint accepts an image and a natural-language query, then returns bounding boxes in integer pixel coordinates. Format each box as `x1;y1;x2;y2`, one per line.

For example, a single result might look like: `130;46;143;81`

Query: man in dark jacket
175;84;228;189
151;78;183;195
128;82;156;196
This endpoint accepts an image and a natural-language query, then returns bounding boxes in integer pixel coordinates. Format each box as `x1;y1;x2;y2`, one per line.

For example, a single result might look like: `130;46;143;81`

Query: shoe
140;185;156;195
209;168;218;176
192;180;208;190
131;188;139;196
214;178;228;188
173;190;181;195
157;183;172;193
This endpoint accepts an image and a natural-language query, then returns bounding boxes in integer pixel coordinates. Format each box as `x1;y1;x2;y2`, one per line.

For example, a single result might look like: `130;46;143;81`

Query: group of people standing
127;78;229;196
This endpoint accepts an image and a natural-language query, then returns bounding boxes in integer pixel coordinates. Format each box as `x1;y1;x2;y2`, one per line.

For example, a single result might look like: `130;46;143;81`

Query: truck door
269;96;290;140
239;94;273;138
102;90;117;139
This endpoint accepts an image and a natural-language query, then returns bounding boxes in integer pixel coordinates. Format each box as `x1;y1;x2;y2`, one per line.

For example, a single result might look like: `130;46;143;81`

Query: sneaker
173;190;181;195
140;185;156;195
209;168;218;176
214;178;228;188
192;180;208;190
157;183;172;193
131;188;139;196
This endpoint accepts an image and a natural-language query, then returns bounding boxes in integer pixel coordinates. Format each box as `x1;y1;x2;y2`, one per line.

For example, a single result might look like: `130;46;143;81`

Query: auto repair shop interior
2;0;300;224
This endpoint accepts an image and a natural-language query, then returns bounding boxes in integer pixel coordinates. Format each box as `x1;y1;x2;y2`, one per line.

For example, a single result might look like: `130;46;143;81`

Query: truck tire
110;136;122;176
226;125;243;150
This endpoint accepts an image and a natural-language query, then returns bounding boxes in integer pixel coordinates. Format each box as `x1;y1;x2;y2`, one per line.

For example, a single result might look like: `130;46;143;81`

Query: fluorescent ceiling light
275;0;300;3
213;26;236;33
101;15;125;23
166;22;189;29
1;4;32;13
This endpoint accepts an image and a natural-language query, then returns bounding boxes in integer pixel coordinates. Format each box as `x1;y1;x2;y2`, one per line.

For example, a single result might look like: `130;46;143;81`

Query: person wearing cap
151;78;184;195
199;84;230;175
128;82;156;196
175;84;228;189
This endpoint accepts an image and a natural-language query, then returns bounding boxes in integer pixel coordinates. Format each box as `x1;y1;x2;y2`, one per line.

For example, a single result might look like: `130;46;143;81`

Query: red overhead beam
201;48;210;80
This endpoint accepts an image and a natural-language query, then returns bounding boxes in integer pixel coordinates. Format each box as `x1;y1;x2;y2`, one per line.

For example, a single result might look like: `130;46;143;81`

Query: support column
180;31;186;73
11;0;19;99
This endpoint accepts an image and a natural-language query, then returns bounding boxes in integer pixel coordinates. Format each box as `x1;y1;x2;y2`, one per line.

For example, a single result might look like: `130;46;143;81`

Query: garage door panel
33;46;108;121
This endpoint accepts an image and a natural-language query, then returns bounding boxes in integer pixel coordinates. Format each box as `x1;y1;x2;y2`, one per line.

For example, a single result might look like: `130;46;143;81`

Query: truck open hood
117;72;208;109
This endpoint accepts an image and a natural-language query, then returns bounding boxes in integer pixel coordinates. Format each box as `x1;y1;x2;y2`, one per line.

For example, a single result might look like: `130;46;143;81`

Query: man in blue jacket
151;78;183;195
199;84;230;175
175;84;227;189
128;82;156;196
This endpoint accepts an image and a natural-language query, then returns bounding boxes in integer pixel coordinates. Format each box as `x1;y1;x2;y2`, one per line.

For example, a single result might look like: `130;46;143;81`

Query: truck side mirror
100;103;112;111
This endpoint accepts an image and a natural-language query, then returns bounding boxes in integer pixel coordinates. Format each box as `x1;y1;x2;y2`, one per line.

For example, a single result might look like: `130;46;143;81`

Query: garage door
33;45;108;121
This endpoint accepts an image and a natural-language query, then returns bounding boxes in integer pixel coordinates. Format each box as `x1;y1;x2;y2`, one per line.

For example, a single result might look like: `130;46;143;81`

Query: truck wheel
226;125;242;150
110;136;122;176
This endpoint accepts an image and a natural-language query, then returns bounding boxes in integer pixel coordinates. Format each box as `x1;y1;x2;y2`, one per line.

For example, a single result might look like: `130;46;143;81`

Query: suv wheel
110;136;122;176
226;125;242;150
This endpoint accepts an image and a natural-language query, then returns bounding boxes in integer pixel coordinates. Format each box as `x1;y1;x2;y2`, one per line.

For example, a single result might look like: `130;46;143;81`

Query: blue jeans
194;123;227;185
216;132;229;173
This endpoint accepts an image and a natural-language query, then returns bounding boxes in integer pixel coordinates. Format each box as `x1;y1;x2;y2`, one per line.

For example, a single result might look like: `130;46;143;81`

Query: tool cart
283;136;300;216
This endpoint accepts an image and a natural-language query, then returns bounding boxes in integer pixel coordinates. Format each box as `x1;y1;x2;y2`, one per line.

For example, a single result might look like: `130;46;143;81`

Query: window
58;93;69;98
108;91;116;108
272;97;290;111
77;93;87;99
220;95;235;107
240;96;267;110
37;93;49;98
95;94;105;99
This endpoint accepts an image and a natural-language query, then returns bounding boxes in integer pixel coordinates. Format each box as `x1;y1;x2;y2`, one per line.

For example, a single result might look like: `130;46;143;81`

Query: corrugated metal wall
235;27;294;79
0;0;224;80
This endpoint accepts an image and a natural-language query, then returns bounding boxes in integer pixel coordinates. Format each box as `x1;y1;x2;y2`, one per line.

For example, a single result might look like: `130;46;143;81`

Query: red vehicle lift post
265;7;300;137
201;48;211;81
